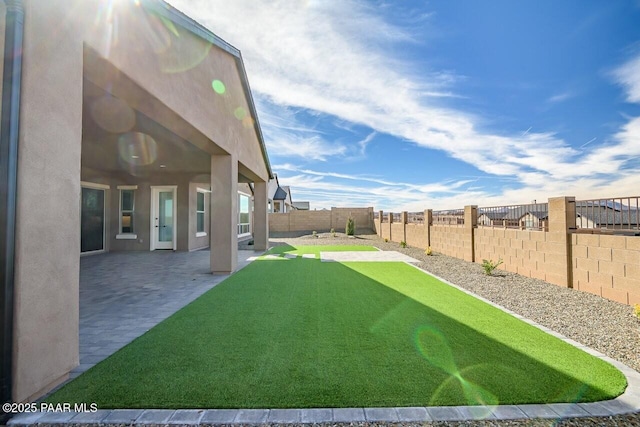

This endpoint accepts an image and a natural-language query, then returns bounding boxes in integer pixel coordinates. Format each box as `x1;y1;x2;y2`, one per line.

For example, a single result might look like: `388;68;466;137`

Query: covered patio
72;249;263;380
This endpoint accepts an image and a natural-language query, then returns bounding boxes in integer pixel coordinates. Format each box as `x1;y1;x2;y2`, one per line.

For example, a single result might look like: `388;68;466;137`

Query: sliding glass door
81;187;105;253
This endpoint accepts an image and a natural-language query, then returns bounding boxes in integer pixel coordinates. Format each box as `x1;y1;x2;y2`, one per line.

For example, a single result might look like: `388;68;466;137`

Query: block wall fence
269;207;374;234
373;197;640;307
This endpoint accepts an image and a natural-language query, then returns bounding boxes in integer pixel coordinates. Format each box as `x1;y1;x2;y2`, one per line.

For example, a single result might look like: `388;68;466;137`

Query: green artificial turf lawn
47;245;627;408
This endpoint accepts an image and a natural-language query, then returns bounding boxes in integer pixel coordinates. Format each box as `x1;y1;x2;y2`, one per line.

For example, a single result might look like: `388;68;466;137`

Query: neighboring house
576;201;640;230
518;210;548;230
292;201;310;210
0;0;272;403
477;211;506;227
268;175;294;213
477;204;548;229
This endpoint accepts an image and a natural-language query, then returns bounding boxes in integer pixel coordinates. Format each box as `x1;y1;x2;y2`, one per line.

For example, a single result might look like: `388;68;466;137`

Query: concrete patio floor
74;249;262;380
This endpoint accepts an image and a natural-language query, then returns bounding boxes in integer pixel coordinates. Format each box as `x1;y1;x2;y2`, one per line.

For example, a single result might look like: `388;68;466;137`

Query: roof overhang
140;0;273;180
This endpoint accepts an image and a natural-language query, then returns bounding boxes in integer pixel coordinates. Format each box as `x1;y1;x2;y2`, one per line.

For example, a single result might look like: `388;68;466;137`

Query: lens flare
241;115;254;129
414;326;499;408
118;132;158;175
90;95;136;133
212;79;226;95
234;107;247;120
141;12;212;73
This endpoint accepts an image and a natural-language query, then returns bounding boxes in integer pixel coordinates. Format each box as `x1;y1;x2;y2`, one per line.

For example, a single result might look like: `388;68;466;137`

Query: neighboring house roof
577;206;639;226
479;204;548;221
293;201;310;210
273;187;288;200
282;186;292;202
520;210;548;220
478;212;506;220
143;0;273;179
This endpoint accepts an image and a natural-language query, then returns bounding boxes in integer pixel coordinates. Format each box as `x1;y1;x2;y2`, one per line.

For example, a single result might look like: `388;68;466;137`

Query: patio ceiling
82;78;211;175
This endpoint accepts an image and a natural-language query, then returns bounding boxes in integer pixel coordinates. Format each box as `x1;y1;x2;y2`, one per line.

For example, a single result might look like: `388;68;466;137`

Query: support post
210;155;238;273
253;181;268;251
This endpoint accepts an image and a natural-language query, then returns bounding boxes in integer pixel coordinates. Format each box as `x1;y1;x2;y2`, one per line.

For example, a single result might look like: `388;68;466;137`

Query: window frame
116;185;137;239
237;192;251;237
196;188;208;237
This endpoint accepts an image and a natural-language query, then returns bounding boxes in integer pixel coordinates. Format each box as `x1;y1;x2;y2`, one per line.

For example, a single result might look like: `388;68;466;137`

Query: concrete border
7;258;640;425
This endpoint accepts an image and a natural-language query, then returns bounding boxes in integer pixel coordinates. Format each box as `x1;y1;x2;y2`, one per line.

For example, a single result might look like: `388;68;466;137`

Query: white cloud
167;0;640;209
613;55;640;103
256;99;346;161
547;91;574;103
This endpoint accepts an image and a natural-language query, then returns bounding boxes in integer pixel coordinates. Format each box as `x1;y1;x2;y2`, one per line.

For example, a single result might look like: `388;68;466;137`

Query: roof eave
140;0;274;180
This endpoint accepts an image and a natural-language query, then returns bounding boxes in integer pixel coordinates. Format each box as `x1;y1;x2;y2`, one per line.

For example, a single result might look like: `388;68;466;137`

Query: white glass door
151;187;176;250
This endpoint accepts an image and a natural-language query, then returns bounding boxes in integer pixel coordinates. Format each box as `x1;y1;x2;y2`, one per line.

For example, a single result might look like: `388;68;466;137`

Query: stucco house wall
9;0;271;403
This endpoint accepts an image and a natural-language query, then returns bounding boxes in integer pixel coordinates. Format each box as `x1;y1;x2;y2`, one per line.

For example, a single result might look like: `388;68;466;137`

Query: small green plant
330;228;336;237
400;241;407;248
312;230;318;238
425;246;432;256
384;238;389;243
634;304;640;319
346;217;355;236
482;258;503;275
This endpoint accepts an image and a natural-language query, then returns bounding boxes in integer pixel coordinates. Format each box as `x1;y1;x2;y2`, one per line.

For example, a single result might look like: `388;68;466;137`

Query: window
274;201;281;212
196;189;207;237
238;193;251;235
116;186;137;239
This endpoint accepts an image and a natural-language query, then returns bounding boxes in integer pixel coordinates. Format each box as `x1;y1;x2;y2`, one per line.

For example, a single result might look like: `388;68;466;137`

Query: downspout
0;0;24;407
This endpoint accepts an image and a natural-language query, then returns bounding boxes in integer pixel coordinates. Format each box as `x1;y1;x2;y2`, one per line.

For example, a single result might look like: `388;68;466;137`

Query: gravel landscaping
267;231;640;427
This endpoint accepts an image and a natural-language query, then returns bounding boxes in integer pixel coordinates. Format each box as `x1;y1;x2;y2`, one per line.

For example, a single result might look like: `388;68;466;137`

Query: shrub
312;231;318;238
346;217;355;236
330;228;336;237
482;258;503;275
384;238;389;243
425;247;432;256
634;304;640;319
400;241;407;248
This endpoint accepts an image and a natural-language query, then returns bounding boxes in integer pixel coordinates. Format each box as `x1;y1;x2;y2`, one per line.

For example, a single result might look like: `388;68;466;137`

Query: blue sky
169;0;640;211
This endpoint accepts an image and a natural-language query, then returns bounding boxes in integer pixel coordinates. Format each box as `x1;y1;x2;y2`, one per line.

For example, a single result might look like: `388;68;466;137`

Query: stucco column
378;210;383;237
210;154;238;274
253;181;268;251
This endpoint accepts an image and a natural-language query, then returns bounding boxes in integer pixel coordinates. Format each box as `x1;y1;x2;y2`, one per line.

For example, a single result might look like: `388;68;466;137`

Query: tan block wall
268;212;291;232
371;198;637;307
290;210;332;231
269;207;373;233
474;227;568;286
572;234;640;305
390;223;404;243
373;218;381;235
381;221;391;241
405;224;428;249
332;207;373;233
430;225;472;261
